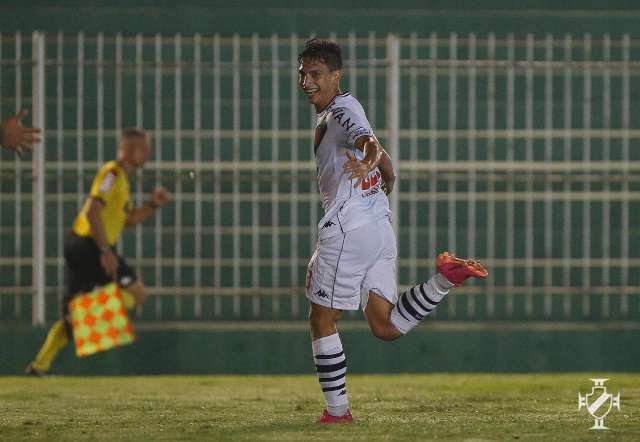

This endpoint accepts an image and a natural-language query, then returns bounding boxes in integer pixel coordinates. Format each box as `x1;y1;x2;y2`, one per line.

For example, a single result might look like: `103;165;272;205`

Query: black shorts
62;232;137;308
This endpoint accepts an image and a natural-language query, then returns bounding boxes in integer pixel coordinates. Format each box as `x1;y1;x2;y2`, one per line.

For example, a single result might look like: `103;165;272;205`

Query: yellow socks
31;319;69;372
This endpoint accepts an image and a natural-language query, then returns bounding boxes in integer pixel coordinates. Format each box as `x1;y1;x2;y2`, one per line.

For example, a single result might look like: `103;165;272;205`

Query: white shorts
306;216;398;311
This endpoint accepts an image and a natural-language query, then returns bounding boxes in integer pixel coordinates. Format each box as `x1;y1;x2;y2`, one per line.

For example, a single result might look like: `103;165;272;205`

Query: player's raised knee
369;321;399;342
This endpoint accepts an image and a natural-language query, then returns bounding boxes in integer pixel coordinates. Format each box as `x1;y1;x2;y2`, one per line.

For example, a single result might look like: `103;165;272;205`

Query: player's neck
315;89;341;113
116;158;135;176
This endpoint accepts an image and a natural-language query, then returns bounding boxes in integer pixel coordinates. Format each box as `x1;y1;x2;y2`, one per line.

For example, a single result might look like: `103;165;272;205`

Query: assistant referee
26;128;169;375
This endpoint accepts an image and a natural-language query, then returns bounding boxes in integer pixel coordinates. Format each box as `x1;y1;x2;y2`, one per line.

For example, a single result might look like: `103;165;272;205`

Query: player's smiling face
299;58;341;112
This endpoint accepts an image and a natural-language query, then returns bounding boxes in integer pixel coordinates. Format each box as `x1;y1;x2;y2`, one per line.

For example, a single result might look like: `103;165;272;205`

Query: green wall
3;323;639;375
3;1;640;36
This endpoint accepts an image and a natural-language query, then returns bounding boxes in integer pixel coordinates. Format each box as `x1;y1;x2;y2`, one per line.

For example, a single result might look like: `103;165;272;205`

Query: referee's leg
27;319;69;375
27;233;99;375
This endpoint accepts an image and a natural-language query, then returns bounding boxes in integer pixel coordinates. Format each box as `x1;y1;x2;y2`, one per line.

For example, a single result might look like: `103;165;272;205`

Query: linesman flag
69;282;135;357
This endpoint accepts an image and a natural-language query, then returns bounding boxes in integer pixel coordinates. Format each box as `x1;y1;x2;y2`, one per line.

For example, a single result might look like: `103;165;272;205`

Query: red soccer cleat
436;251;488;286
316;409;354;424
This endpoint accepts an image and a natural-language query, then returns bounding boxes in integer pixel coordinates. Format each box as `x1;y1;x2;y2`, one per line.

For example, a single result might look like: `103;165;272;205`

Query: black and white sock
390;273;454;334
312;333;349;417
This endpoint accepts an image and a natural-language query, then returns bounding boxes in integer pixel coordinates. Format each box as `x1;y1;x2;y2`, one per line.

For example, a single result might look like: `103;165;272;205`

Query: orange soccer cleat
316;409;354;424
436;252;488;286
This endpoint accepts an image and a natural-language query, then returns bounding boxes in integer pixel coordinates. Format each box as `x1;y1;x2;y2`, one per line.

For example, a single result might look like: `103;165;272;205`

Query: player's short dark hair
298;37;342;71
121;127;147;141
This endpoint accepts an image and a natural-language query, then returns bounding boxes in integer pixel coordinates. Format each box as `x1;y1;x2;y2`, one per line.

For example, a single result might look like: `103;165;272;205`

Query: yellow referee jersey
72;161;131;245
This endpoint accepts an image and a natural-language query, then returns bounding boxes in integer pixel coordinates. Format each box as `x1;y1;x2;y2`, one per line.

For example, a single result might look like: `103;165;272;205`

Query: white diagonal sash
588;391;611;416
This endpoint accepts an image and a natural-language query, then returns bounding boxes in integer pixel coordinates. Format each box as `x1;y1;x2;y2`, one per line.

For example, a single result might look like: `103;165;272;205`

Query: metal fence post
31;31;46;326
386;34;400;262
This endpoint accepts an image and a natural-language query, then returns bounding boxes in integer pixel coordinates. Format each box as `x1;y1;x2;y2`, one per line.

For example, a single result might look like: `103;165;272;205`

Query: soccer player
0;109;41;156
26;128;169;375
298;38;488;423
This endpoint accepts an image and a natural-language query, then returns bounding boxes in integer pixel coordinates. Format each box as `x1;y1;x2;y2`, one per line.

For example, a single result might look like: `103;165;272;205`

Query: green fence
1;29;639;325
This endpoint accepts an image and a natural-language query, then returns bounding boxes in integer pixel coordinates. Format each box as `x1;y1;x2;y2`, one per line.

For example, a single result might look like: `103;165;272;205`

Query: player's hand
343;150;371;188
0;109;42;156
151;186;170;208
100;249;119;280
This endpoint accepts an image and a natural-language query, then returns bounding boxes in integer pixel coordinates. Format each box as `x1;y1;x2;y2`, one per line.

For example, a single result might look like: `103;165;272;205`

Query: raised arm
125;187;170;226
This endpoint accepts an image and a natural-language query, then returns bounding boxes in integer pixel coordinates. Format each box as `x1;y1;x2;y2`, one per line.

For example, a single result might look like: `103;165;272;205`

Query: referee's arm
86;197;119;279
125;186;170;226
125;203;156;227
86;198;111;251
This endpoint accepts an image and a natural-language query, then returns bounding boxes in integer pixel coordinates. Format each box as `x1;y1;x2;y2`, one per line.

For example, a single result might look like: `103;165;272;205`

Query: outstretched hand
0;109;42;156
343;150;371;188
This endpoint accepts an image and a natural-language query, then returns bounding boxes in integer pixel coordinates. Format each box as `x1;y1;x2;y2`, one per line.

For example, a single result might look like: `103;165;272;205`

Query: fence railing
1;32;639;324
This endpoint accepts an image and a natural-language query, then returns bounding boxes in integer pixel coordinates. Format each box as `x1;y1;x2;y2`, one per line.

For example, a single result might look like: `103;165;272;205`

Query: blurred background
1;0;639;374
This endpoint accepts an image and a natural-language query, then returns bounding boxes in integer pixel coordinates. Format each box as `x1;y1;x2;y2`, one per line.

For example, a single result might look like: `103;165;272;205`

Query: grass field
0;374;638;441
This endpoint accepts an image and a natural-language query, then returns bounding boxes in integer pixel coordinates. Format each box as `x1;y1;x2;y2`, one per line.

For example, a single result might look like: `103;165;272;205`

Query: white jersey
313;92;390;240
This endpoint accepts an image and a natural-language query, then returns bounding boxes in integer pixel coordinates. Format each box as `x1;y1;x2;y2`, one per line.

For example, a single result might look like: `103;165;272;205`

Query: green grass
0;374;638;441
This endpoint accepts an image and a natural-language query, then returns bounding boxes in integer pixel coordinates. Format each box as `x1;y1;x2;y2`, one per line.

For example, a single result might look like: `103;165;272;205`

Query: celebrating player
298;38;488;423
26;128;169;376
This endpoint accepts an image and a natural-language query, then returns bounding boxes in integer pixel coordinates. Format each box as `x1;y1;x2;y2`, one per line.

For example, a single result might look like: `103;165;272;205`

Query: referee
26;128;169;375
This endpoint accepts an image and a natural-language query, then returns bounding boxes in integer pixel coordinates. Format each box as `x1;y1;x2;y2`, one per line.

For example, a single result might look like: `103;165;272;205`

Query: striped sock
312;333;349;417
390;273;454;334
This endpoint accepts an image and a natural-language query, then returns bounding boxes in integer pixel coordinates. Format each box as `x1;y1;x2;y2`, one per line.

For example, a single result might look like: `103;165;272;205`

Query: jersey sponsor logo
330;107;356;132
99;171;117;194
361;169;381;197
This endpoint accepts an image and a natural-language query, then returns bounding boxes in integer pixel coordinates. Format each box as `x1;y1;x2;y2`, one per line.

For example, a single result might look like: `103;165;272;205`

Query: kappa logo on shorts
322;220;336;229
314;289;330;299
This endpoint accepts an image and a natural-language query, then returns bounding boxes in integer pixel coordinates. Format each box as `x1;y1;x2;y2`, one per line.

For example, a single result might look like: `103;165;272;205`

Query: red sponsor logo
361;170;381;196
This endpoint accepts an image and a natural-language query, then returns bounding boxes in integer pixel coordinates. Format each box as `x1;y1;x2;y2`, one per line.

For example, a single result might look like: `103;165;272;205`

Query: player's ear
333;69;342;83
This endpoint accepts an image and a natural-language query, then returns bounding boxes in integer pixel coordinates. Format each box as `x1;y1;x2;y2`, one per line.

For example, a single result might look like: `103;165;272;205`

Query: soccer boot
436;251;488;286
24;362;49;377
317;409;354;424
